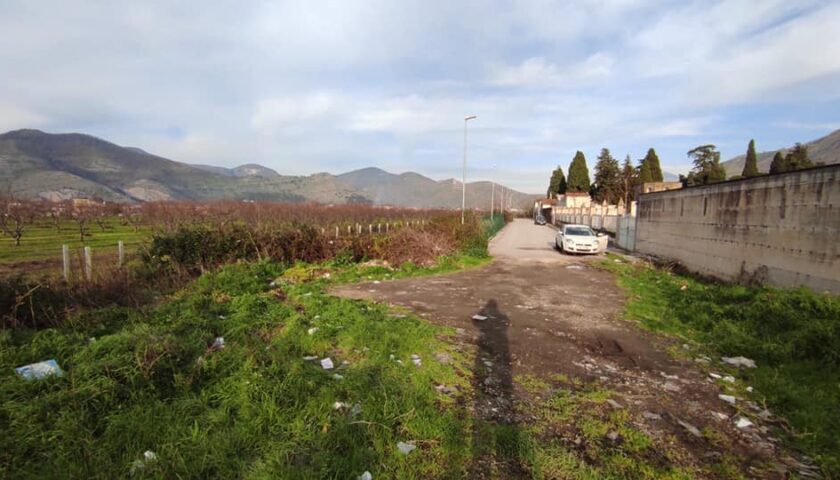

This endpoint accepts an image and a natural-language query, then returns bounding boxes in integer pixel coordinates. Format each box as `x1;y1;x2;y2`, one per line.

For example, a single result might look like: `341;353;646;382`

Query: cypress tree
637;157;653;184
547;166;566;197
769;151;787;174
566;151;591;193
742;139;759;177
644;148;663;182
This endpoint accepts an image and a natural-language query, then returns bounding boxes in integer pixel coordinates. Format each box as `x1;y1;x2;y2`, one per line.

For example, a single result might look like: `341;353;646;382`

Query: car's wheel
556;239;563;252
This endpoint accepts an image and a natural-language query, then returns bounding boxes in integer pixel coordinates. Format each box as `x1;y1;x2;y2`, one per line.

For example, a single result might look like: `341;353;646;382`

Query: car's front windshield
565;227;594;236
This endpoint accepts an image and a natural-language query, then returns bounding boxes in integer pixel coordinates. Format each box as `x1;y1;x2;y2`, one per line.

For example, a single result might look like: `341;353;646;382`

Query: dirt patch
332;220;815;478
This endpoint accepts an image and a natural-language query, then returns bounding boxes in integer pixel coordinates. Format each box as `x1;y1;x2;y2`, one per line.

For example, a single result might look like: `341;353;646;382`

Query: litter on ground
397;441;416;455
15;359;63;380
358;471;372;480
721;356;757;368
718;394;737;405
472;314;488;321
321;358;335;370
210;337;225;351
735;417;754;429
307;327;319;335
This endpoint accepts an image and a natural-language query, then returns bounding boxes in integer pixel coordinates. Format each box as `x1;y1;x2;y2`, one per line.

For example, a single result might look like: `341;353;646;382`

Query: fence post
335;226;339;238
357;223;361;235
347;225;352;236
62;245;70;281
118;240;124;268
386;223;390;233
84;246;92;281
368;224;372;234
378;223;381;233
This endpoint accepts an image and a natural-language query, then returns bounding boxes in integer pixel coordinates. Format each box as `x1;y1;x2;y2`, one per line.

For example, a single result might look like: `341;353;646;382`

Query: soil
333;219;819;479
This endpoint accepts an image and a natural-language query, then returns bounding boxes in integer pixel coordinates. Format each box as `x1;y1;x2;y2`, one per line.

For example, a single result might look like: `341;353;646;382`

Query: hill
0;129;536;209
722;128;840;177
336;167;535;210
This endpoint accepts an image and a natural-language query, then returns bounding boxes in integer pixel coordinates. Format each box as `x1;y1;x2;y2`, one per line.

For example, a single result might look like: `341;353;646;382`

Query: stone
677;419;702;438
718;394;737;405
721;356;757;368
735;417;754;429
642;411;662;421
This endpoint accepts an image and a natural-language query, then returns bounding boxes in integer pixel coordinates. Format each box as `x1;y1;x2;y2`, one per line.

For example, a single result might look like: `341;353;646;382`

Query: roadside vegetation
600;254;840;476
0;210;511;478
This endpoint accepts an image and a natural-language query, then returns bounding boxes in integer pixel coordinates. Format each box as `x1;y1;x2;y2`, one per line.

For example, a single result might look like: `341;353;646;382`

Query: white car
555;224;604;254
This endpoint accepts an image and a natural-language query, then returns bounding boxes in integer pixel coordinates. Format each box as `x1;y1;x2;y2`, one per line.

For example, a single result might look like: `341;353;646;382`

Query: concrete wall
635;165;840;293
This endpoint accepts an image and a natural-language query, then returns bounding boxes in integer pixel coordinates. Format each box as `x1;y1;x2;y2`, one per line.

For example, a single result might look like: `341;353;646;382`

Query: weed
600;253;840;475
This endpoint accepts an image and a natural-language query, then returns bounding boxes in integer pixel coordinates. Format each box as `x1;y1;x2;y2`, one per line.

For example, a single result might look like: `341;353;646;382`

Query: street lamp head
464;115;477;121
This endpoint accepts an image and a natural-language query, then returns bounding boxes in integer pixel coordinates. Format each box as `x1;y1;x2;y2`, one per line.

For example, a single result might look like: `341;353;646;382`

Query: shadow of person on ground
469;299;528;478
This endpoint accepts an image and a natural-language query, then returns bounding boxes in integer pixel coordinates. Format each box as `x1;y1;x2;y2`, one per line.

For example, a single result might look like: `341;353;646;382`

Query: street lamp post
461;115;476;225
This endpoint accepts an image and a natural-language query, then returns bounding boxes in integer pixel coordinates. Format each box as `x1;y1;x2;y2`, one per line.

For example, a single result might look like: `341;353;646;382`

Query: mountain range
0;129;536;209
720;128;840;177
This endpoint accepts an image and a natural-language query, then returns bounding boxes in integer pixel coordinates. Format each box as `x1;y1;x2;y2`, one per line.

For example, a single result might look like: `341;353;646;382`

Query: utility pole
461;115;476;224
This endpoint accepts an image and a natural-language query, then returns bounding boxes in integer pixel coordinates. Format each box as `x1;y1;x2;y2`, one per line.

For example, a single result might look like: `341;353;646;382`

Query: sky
2;0;840;193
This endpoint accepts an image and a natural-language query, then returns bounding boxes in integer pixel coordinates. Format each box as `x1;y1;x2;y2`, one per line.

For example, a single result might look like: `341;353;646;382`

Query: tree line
547;147;665;206
547;139;819;204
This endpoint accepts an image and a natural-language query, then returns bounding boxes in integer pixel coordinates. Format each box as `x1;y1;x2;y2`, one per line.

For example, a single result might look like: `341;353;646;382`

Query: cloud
488;53;615;87
0;0;838;193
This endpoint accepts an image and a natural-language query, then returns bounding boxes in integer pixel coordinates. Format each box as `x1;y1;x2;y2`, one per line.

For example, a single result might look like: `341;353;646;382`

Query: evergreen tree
684;144;726;186
546;166;567;197
593;148;621;204
644;148;664;182
785;143;812;171
637;157;653;184
566;151;591;193
742;139;759;177
769;151;787;174
619;155;637;206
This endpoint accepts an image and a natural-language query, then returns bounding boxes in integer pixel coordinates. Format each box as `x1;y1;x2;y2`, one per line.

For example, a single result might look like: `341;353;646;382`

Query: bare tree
0;196;38;246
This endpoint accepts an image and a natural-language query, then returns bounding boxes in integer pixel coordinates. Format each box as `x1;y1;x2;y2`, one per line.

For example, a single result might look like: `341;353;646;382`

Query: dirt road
334;219;812;478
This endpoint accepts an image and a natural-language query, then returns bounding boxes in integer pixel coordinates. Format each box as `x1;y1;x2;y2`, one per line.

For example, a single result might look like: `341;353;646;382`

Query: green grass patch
599;254;840;476
0;261;483;478
0;219;149;266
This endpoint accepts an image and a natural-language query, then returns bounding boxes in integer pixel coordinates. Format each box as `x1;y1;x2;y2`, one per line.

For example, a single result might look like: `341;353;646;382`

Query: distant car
555;224;604;254
535;215;546;225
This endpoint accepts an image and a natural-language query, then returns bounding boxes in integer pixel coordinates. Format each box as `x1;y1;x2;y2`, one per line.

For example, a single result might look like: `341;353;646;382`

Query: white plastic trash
321;358;334;370
307;327;319;335
358;471;373;480
210;337;225;350
735;417;754;429
15;359;63;380
397;441;416;455
721;356;757;368
472;315;488;321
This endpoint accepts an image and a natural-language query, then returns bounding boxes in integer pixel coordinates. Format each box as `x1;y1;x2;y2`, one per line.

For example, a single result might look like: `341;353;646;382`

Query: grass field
1;216;715;479
0;219;150;267
599;254;840;477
